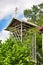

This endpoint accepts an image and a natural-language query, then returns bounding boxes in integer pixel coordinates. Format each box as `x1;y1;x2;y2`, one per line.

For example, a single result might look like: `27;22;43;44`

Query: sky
0;0;43;42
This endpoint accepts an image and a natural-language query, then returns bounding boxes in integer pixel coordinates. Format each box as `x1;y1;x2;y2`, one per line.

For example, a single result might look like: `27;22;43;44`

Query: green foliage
36;32;43;64
24;5;39;22
24;4;43;64
0;35;35;65
39;3;43;8
24;3;43;26
36;33;42;54
24;9;32;18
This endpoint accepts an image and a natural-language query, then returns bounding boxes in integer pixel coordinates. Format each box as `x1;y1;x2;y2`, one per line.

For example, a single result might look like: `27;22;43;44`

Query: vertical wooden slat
32;33;37;65
35;33;37;65
21;22;22;42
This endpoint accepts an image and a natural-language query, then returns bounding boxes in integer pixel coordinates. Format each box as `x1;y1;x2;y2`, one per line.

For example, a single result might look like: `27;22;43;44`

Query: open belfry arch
5;18;38;64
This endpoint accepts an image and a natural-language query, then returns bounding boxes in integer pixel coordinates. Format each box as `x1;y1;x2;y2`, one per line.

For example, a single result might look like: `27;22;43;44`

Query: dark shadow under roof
5;18;38;31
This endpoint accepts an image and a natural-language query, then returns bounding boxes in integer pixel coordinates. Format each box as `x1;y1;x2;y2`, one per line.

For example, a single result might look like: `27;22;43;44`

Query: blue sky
0;0;43;42
0;0;43;31
0;13;24;31
0;14;13;31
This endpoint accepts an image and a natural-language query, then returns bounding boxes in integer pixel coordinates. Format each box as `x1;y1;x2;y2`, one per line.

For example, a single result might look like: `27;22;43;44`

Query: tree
37;3;43;26
24;5;39;23
24;3;43;65
24;3;43;26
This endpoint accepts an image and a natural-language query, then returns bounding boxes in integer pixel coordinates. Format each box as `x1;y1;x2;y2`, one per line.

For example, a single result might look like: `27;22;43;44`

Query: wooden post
41;33;43;65
32;32;37;65
35;33;37;65
32;34;35;60
21;22;22;42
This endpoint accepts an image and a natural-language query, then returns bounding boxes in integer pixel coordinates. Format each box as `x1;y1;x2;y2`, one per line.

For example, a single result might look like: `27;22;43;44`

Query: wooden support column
35;33;37;65
42;33;43;54
21;22;22;42
32;32;37;65
32;34;35;60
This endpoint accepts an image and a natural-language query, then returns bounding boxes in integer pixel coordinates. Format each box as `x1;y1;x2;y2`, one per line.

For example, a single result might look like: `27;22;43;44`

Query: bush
0;35;35;65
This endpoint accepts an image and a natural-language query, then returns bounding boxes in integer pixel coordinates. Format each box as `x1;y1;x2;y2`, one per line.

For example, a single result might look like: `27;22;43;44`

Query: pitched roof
5;18;38;31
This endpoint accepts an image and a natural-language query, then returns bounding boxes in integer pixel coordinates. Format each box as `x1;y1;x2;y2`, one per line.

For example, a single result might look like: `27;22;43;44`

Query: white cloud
0;30;10;42
0;0;43;42
0;0;43;19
